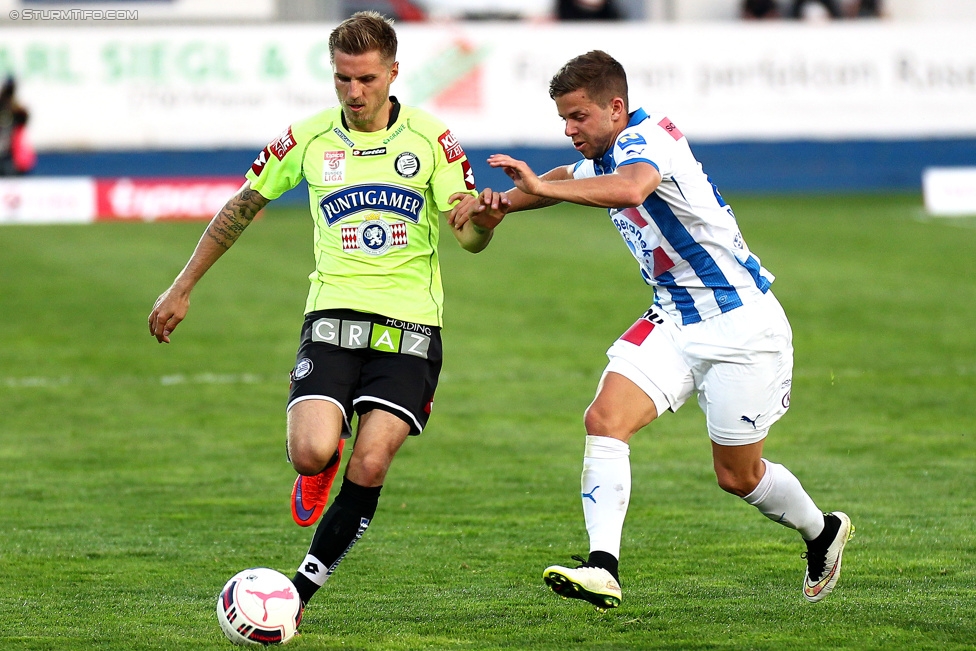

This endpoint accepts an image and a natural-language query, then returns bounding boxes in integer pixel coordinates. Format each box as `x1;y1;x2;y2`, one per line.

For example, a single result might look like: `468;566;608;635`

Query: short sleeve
572;159;596;180
245;125;304;200
428;127;477;212
615;128;663;175
618;116;695;179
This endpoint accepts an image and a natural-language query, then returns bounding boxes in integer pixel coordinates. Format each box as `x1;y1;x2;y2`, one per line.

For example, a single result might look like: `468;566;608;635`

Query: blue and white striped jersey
572;108;774;326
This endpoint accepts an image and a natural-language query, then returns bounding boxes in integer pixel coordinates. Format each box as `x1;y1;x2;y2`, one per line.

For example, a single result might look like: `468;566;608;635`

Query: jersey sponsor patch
618;132;647;149
270;126;297;160
353;147;386;157
333;127;355;148
251;147;271;176
658;117;683;141
310;315;431;358
438;130;465;163
620;207;647;228
611;209;655;259
323;151;346;183
620;319;655;346
619;307;666;345
320;183;425;226
253;127;297;177
383;122;407;145
340;217;408;256
462;159;476;190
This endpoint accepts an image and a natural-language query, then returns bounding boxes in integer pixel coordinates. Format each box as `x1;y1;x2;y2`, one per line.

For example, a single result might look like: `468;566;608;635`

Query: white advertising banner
923;167;976;216
1;22;975;150
0;177;95;223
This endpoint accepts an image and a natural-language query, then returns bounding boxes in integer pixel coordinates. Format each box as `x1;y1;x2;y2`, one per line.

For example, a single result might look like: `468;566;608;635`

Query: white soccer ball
216;568;302;646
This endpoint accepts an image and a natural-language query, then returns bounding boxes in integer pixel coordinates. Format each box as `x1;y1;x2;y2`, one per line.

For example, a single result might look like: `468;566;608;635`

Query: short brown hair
549;50;628;110
329;11;397;64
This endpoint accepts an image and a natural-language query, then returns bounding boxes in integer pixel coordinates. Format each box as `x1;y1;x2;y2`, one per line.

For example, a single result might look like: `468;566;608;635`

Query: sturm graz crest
291;358;313;381
395;152;420;178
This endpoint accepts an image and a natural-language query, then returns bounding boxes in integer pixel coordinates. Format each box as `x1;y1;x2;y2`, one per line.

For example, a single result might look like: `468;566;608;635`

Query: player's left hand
449;188;510;230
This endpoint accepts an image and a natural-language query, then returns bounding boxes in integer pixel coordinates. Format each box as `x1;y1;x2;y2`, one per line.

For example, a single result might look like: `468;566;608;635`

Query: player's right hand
448;192;479;228
148;286;190;344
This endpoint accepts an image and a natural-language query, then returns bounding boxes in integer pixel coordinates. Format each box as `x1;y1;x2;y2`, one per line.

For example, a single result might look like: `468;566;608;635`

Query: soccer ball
216;568;302;646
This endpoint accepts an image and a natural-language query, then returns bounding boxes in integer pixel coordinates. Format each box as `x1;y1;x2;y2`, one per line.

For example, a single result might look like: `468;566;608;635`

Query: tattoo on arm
205;187;270;250
523;196;561;210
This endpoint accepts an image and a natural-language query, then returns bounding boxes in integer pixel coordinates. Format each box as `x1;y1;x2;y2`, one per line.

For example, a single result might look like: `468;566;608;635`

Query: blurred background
1;0;975;220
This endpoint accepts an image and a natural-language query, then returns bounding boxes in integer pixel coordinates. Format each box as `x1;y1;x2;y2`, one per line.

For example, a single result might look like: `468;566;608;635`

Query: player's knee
584;402;622;438
583;402;606;436
291;450;330;476
288;438;338;476
345;451;391;487
292;459;318;476
714;468;760;497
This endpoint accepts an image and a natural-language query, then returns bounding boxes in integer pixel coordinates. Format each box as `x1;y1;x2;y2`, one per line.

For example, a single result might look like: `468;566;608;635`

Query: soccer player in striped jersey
451;50;852;609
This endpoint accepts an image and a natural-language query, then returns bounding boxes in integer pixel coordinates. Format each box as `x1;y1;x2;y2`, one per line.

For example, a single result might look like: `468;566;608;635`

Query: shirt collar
627;107;648;128
339;96;402;132
595;108;649;167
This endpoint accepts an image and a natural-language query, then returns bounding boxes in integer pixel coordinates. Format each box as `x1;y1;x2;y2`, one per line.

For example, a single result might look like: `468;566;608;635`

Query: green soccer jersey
245;100;476;327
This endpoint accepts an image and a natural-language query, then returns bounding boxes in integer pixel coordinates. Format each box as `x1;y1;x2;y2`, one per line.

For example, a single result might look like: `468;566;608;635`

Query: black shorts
287;309;443;436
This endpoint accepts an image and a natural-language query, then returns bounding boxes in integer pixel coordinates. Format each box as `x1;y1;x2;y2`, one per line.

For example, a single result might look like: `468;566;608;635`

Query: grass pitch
1;194;974;650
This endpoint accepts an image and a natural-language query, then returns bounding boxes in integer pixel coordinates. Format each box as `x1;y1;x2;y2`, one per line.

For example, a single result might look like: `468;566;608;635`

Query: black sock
808;513;839;548
588;550;620;584
293;478;382;604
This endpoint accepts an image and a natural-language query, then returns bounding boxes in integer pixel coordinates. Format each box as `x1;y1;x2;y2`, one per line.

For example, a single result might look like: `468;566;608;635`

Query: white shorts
604;292;793;447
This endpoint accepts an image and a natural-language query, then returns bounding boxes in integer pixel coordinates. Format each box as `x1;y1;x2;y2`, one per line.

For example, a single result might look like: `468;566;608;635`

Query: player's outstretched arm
490;154;661;209
492;160;574;212
448;163;572;231
148;181;270;343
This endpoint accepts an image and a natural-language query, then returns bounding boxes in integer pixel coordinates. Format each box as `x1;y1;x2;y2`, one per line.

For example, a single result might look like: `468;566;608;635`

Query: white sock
581;435;631;558
743;459;825;540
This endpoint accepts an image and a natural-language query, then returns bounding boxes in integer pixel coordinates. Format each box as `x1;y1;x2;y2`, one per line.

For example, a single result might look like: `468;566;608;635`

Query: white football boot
543;556;621;611
802;511;854;602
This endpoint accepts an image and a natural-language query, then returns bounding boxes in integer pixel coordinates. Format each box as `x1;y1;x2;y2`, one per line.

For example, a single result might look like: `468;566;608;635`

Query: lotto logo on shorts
619;307;666;346
311;317;431;359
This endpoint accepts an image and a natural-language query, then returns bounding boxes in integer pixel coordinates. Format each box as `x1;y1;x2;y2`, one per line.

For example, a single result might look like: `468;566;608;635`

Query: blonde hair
329;11;397;64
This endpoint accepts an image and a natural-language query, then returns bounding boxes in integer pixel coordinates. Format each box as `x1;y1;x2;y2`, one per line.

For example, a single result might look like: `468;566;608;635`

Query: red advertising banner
95;177;243;221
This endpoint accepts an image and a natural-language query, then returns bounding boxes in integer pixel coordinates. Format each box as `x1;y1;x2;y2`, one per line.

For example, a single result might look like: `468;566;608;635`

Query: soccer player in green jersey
148;11;497;623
